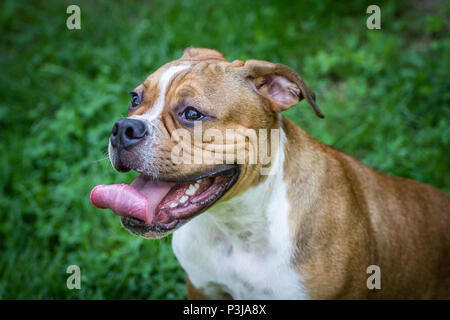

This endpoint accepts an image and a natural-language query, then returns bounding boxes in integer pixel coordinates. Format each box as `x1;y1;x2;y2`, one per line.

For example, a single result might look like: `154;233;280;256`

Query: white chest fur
172;133;309;299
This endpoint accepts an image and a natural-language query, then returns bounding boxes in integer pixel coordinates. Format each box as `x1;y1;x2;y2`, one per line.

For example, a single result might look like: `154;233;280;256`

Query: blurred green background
0;0;448;299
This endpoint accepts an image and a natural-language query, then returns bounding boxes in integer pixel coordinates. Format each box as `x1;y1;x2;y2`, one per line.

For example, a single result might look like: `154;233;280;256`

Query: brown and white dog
91;47;450;299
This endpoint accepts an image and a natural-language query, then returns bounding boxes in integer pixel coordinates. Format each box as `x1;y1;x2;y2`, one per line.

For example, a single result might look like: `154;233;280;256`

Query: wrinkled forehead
145;63;189;116
142;61;191;92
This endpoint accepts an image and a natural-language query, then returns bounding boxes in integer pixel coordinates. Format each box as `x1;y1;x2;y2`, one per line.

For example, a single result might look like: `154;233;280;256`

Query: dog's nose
111;118;148;149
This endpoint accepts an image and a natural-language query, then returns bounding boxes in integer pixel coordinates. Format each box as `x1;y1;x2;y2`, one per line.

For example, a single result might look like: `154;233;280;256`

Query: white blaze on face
137;64;191;123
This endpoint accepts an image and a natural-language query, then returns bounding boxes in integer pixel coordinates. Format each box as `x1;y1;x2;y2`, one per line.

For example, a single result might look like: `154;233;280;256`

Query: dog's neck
203;120;292;251
203;115;324;252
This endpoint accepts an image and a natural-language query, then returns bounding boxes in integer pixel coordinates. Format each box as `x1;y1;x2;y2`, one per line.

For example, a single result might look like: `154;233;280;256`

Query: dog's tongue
90;176;174;224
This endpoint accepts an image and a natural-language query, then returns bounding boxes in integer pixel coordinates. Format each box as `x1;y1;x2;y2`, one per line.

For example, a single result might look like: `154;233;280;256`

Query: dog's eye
181;107;204;121
129;92;141;109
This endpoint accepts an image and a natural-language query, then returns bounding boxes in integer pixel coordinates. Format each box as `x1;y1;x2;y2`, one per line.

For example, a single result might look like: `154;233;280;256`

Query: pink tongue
90;176;173;224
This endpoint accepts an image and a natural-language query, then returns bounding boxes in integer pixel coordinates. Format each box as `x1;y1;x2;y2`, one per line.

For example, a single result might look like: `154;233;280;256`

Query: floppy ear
181;47;227;61
243;60;324;118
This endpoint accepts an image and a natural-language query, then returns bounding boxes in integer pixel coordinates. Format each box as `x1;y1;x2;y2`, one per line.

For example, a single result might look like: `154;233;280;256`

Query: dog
91;47;450;299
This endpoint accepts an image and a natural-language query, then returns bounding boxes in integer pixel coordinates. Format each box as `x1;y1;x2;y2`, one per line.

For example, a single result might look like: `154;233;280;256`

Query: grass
0;0;448;299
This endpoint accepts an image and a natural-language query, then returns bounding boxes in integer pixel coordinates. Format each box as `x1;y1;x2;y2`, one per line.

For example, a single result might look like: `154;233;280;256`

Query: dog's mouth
90;166;239;235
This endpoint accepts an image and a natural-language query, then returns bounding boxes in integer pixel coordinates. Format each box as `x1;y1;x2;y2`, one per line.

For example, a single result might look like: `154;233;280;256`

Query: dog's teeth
186;183;200;195
180;195;188;203
169;202;178;208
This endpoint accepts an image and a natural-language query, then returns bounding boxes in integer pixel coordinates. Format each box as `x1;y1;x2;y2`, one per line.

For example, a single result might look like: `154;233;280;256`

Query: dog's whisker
90;156;110;163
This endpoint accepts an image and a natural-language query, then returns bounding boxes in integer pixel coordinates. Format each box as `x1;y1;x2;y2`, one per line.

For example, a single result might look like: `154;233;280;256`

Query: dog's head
91;47;322;238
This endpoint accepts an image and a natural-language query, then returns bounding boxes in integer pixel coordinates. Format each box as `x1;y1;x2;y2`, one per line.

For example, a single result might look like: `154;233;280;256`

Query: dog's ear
181;47;227;61
243;60;323;118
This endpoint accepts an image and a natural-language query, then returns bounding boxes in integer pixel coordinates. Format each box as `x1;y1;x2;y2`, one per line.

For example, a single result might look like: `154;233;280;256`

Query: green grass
0;0;448;299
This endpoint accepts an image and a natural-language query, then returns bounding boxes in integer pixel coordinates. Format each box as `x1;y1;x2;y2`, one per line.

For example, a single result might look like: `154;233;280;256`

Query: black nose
111;118;148;149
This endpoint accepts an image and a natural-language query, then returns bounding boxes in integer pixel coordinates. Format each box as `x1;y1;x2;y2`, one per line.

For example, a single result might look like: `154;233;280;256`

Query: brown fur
187;116;450;299
186;275;209;300
129;48;450;299
282;117;450;299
